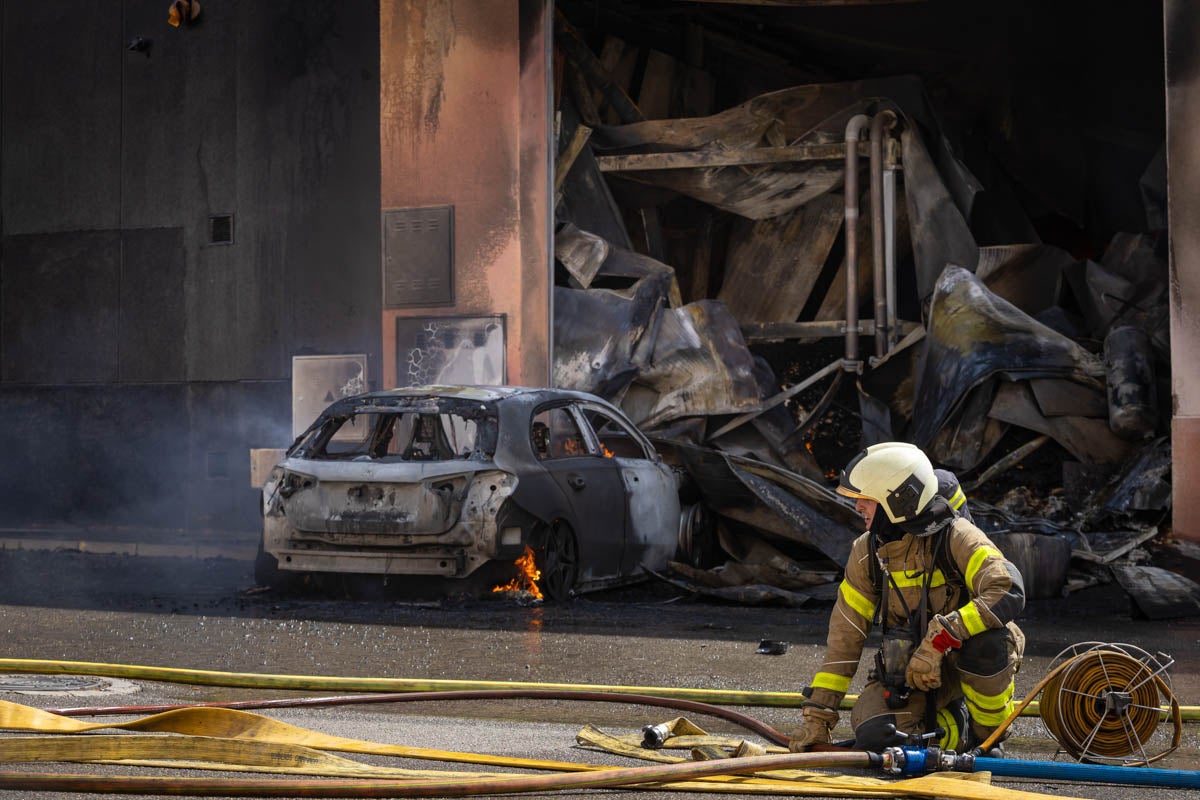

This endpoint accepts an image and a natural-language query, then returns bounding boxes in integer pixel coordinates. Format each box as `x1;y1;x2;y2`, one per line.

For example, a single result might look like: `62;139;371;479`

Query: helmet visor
835;483;871;500
836;449;872;500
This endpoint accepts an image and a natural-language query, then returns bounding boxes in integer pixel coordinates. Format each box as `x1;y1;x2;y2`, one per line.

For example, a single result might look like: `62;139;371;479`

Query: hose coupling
881;745;928;775
882;746;975;775
642;723;671;749
949;750;976;772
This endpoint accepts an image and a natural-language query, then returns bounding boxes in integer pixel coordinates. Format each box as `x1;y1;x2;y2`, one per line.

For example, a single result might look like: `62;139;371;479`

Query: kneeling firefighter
790;442;1025;754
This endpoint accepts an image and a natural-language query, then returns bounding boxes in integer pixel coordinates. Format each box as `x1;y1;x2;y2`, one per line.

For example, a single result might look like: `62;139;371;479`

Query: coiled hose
978;642;1181;765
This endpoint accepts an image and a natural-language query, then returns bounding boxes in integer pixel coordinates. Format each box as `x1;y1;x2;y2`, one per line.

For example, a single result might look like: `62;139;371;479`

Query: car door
530;403;626;583
578;403;680;575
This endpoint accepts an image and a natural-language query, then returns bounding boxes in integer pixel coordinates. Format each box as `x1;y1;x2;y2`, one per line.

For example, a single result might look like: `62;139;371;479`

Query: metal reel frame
1042;641;1181;766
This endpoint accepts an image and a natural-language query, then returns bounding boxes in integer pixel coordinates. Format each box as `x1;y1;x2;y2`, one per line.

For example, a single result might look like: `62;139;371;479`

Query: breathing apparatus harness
866;498;961;718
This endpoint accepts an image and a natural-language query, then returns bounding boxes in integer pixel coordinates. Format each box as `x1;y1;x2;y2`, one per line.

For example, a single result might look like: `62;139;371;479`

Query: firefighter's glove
788;703;838;751
905;611;969;691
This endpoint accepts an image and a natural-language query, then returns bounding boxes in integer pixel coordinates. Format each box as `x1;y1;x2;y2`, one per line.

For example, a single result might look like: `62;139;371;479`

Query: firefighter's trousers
850;621;1025;751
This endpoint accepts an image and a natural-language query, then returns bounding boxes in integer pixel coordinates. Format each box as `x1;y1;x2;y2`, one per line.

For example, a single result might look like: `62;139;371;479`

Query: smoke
0;382;293;533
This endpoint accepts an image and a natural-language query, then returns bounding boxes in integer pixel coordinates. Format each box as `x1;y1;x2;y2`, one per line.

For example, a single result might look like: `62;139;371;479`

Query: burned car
259;386;682;600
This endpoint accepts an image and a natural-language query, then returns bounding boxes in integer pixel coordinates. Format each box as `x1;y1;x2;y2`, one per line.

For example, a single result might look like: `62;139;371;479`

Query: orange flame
602;443;615;458
491;546;543;601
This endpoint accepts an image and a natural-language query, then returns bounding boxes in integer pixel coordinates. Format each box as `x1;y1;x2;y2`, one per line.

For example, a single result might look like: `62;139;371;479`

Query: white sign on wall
395;316;505;388
292;354;368;440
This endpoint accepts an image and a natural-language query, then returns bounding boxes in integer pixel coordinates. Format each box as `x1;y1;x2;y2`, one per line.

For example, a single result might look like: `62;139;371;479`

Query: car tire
254;540;299;592
536;519;579;603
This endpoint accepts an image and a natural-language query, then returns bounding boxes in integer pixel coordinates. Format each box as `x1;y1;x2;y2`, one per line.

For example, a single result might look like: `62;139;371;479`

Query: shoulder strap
868;534;885;626
935;522;966;590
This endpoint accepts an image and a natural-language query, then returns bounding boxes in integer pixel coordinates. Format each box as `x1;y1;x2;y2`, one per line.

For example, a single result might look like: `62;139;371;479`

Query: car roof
291;385;647;464
328;385;615;407
357;385;528;402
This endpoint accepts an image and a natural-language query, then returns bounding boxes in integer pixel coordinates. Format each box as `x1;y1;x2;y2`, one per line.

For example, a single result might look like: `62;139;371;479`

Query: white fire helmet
836;442;938;524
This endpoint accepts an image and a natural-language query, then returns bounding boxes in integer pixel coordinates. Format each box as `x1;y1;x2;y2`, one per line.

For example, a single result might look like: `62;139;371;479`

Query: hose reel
1038;642;1180;765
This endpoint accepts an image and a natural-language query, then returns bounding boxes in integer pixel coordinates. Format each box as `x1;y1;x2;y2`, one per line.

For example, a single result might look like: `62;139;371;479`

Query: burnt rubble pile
548;9;1186;617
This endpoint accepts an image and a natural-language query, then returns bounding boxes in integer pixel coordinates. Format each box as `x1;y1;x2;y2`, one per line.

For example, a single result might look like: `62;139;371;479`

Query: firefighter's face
855;497;878;528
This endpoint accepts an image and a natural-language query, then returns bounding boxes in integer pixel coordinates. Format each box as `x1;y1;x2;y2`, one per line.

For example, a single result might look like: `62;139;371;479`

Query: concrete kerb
0;527;257;562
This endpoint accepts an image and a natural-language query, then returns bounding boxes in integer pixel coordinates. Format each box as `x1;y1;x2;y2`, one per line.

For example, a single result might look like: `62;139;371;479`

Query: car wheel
254;541;299;592
537;519;579;603
677;503;720;569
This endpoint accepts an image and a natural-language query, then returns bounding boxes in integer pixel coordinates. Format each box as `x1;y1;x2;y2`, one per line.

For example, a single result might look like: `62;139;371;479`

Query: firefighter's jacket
808;517;1025;711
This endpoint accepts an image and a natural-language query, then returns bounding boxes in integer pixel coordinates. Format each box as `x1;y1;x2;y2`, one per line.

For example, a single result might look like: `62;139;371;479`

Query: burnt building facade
2;0;1198;544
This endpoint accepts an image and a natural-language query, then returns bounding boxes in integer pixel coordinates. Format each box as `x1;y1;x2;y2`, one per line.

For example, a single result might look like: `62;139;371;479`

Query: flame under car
259;386;682;601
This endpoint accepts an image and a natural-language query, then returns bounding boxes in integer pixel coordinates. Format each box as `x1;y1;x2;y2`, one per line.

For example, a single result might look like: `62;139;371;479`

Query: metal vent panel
382;206;454;307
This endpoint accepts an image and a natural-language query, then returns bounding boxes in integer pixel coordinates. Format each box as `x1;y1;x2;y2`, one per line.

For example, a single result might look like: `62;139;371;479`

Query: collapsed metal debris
908;266;1116;471
550;23;1179;614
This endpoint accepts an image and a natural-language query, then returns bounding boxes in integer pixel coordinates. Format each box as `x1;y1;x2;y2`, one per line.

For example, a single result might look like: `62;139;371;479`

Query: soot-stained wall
0;1;382;532
1167;0;1200;540
379;0;551;391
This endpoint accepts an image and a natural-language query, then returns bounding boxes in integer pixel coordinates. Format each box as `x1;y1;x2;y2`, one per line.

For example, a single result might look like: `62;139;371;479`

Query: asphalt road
0;547;1197;799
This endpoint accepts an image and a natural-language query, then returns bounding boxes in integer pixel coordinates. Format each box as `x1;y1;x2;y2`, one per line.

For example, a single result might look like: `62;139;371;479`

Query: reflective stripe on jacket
808;517;1024;710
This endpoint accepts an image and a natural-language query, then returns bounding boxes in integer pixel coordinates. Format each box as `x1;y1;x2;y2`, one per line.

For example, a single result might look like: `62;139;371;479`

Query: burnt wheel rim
540;520;578;602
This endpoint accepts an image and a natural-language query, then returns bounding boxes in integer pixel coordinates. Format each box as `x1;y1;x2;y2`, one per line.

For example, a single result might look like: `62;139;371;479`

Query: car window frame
529;401;597;461
299;405;489;462
575;402;658;461
302;411;392;459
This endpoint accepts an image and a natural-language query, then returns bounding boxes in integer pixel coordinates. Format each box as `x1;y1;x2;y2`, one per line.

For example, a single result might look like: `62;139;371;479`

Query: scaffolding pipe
843;114;871;370
869;110;897;359
883;158;899;351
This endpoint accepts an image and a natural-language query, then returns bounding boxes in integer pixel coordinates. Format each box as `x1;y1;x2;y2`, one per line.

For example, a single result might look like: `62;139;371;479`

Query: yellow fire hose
0;699;1086;800
2;657;1197;720
0;735;491;779
0;650;1181;796
45;689;794;747
0;657;813;705
0;762;1085;800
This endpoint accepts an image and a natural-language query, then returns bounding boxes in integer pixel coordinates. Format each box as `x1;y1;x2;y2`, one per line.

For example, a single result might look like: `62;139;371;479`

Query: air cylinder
1103;325;1158;441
